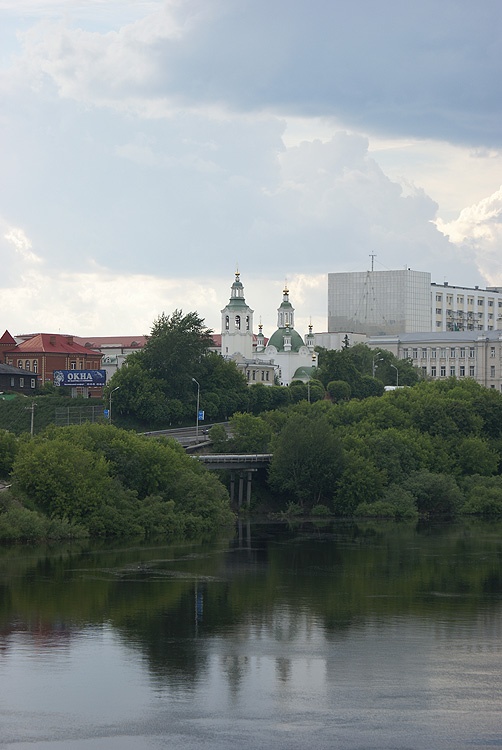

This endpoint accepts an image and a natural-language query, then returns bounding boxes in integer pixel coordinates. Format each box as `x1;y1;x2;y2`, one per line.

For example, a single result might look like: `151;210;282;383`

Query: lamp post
109;386;120;424
192;378;200;441
372;354;383;378
390;364;399;387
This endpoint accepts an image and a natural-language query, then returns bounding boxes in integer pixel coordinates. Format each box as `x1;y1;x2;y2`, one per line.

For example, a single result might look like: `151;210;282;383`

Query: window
421;348;427;358
252;370;256;381
460;347;465;358
436;294;442;302
235;315;241;330
440;366;446;377
436;308;442;315
440;348;446;358
412;348;418;359
460;366;465;377
450;367;456;377
450;348;456;358
431;366;437;377
488;300;494;307
17;359;22;368
457;296;464;304
490;346;496;358
246;316;250;331
10;377;14;387
469;348;475;358
468;297;474;306
31;379;35;389
402;348;409;358
265;371;269;381
19;377;24;387
70;361;76;370
447;295;453;304
246;370;250;381
469;365;475;377
490;365;496;378
430;349;437;359
25;360;30;370
225;315;229;330
478;299;484;306
33;360;38;373
261;371;265;381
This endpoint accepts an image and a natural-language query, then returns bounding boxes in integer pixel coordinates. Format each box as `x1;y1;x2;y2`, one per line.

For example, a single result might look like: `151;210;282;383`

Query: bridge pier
230;469;256;509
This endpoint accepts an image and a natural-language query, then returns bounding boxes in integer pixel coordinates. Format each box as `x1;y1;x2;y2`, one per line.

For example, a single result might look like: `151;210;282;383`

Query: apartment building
432;282;502;332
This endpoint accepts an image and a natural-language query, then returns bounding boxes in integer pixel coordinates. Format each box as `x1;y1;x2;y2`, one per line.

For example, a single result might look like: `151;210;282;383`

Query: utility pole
25;401;36;436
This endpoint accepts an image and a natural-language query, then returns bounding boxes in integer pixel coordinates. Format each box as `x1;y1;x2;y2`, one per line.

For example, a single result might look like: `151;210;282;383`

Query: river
0;520;501;749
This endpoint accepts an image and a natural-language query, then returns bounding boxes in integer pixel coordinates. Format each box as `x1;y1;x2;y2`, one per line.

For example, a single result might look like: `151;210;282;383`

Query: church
219;272;317;386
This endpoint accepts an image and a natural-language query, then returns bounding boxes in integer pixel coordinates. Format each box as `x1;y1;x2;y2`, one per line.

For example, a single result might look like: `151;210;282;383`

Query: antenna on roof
369;253;376;272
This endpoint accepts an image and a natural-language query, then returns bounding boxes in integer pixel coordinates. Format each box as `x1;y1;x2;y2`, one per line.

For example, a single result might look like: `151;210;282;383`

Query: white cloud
4;224;42;263
437;187;502;286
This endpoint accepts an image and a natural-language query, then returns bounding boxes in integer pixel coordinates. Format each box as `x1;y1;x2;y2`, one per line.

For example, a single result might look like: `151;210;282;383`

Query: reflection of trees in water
1;522;502;690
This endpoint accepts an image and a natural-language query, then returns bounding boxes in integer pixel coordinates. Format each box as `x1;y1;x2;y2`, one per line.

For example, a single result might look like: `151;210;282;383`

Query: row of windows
225;315;251;331
424;365;476;378
403;347;477;359
435;294;501;307
246;369;270;382
17;359;38;372
9;377;36;388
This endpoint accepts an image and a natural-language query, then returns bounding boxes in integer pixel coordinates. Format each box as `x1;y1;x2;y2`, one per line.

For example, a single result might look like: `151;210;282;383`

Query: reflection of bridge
195;454;272;508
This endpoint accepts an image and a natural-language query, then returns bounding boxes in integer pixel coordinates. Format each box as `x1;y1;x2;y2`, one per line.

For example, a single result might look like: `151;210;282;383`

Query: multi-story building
367;330;502;391
432;282;502;332
1;332;103;394
328;269;432;335
328;270;502;335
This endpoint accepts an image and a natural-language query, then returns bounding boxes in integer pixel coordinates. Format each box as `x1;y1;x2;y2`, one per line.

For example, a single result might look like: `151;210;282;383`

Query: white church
219;272;317;386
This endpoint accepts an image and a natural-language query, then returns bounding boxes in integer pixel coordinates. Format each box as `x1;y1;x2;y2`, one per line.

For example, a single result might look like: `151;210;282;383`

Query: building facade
328;269;432;335
367;331;502;391
328;270;502;336
1;332;103;394
432;282;502;332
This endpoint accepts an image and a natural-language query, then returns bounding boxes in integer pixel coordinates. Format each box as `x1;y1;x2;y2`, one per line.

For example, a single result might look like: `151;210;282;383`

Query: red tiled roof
7;333;101;355
0;330;17;346
73;335;148;349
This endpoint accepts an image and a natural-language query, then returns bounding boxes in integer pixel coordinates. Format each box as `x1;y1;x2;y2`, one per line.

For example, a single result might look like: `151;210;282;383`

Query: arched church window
246;316;250;330
235;315;241;330
225;315;229;330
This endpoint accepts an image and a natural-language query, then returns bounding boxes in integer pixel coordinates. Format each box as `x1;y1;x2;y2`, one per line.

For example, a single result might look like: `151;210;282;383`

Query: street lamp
390;364;399;387
192;378;200;441
372;354;383;378
109;386;120;424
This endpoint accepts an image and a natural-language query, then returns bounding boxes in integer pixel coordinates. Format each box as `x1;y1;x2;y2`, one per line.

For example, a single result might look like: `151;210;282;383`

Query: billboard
53;370;107;387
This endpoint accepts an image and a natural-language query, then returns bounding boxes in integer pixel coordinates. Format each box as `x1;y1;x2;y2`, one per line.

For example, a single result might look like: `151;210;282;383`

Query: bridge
195;454;272;508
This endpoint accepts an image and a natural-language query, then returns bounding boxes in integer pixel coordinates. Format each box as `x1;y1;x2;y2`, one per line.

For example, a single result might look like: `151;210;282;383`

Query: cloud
437;187;502;285
6;0;501;146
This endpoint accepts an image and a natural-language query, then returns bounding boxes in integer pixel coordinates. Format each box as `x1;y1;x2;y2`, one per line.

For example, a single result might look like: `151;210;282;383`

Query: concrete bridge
195;454;272;508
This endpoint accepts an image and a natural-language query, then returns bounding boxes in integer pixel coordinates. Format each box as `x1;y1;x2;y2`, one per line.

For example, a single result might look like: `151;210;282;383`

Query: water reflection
0;521;501;749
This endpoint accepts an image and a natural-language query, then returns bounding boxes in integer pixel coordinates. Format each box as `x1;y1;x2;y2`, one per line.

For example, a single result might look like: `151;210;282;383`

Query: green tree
0;429;18;477
327;380;351;402
268;414;344;508
228;412;272;453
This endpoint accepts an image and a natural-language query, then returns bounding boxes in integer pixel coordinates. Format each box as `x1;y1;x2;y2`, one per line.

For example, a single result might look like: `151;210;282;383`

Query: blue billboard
53;370;106;387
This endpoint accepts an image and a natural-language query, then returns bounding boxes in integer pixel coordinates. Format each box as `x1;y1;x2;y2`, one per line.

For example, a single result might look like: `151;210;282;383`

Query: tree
268;414;344;508
327;380;351;402
228;412;272;453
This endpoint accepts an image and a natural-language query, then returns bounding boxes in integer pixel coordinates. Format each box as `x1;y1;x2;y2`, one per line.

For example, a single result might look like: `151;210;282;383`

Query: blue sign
198;410;205;421
103;409;110;418
53;370;107;387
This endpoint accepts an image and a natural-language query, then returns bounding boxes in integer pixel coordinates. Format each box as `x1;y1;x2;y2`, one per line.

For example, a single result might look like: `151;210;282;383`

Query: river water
0;520;501;750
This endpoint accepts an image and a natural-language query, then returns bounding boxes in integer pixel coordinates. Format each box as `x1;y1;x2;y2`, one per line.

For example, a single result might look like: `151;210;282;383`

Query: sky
1;0;502;338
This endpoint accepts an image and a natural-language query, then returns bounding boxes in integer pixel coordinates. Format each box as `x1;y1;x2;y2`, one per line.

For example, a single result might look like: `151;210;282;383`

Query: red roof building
1;332;103;388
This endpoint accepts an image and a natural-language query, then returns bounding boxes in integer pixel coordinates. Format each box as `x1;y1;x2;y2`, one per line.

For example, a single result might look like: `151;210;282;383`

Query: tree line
212;377;502;519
